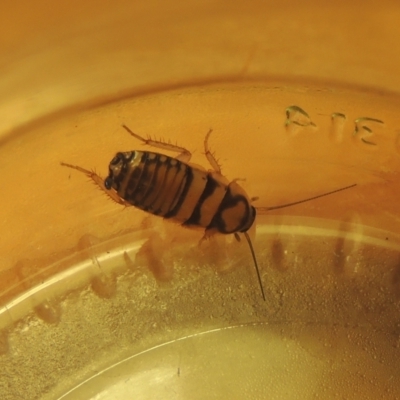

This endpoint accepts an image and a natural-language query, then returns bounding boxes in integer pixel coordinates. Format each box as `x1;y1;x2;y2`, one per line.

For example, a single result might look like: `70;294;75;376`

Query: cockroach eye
110;153;123;165
104;176;113;190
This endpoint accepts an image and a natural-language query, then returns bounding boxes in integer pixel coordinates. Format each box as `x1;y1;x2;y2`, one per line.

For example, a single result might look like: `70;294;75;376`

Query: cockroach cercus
61;125;356;301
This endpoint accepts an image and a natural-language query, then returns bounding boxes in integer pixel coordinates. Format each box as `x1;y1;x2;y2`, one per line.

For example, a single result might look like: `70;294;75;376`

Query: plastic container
1;1;400;399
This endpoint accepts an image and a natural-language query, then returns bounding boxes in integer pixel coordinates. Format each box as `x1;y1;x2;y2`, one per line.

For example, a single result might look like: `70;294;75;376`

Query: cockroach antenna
248;183;357;301
257;184;357;213
243;231;266;301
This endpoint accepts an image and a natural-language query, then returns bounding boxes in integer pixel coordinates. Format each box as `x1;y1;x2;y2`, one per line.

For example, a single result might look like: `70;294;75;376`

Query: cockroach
61;125;356;301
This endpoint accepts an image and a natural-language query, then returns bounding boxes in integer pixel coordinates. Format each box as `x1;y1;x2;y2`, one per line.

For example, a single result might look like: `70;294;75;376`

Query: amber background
1;0;400;138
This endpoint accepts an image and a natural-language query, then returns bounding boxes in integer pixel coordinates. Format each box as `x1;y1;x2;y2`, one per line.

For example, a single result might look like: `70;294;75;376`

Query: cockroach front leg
61;162;130;206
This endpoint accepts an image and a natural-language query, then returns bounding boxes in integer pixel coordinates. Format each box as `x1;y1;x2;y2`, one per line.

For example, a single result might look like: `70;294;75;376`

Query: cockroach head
104;151;135;190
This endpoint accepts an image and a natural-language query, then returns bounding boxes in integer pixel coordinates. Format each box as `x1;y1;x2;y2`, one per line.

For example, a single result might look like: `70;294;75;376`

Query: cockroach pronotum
61;125;356;301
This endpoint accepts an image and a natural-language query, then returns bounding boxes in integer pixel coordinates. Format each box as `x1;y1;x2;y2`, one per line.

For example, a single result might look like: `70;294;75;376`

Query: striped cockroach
61;125;356;300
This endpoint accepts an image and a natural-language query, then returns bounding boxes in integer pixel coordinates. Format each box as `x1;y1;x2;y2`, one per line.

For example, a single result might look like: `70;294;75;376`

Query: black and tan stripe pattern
62;127;265;300
105;150;255;234
207;189;256;234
